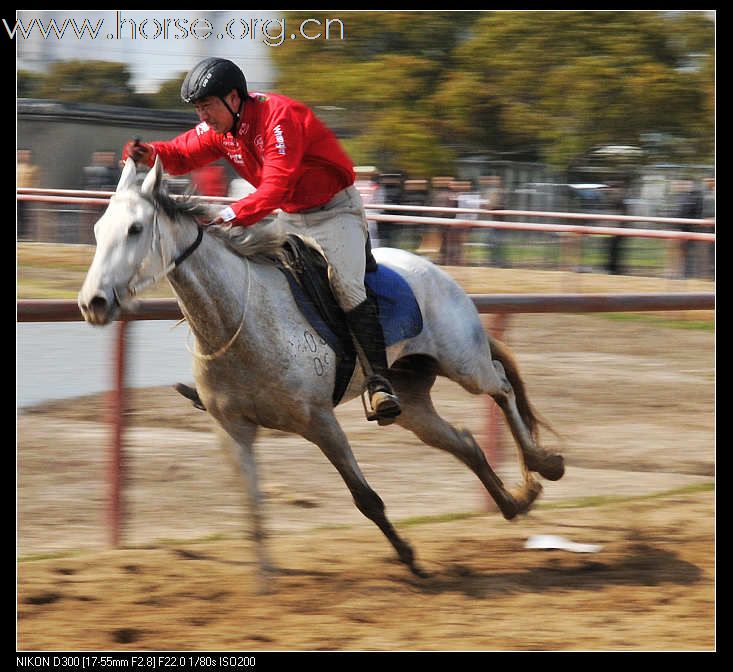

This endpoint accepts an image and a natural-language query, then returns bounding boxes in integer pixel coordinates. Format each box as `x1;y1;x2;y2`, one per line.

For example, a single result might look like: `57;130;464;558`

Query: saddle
276;234;423;405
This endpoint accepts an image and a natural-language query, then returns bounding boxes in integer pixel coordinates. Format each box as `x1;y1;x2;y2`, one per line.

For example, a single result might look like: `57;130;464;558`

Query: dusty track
17;267;715;651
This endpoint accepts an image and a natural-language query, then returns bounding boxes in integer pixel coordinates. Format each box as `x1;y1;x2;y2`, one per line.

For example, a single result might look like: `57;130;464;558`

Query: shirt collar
232;93;259;139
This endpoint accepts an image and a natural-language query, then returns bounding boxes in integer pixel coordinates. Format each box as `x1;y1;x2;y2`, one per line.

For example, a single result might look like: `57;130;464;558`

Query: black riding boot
345;297;401;424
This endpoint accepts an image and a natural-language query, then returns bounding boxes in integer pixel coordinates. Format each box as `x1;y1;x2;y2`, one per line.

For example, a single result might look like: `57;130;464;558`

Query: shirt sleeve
150;123;223;176
228;112;305;227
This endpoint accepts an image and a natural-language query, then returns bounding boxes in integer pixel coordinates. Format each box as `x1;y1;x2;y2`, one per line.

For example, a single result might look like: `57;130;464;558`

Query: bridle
111;194;204;307
111;190;248;361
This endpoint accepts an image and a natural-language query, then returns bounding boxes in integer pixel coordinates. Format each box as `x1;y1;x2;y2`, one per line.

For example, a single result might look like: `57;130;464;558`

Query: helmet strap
220;94;244;135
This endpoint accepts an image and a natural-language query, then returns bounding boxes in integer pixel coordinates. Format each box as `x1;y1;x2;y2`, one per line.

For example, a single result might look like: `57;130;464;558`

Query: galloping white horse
78;158;563;585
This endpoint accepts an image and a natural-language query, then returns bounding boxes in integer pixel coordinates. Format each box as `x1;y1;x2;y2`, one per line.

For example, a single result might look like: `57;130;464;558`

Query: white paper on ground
524;534;603;553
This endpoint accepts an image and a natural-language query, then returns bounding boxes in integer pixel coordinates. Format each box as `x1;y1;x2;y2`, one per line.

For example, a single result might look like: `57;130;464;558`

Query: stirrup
361;375;401;425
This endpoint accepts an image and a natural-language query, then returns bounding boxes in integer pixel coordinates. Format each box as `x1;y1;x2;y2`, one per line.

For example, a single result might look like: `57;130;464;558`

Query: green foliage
21;11;713;174
18;70;45;98
21;62;192;111
271;10;714;174
142;72;189;110
37;60;143;106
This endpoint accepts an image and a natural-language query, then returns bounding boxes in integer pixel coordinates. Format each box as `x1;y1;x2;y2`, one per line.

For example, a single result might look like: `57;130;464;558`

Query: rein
188;259;250;361
114;192;247;361
120;199;204;300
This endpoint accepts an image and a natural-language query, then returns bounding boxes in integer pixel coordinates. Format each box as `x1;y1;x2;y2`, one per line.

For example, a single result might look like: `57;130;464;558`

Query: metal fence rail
17;188;716;228
17;189;716;280
17;293;715;322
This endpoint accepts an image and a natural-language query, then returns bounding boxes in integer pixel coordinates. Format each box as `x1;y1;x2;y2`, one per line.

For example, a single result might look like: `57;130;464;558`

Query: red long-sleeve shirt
150;92;355;227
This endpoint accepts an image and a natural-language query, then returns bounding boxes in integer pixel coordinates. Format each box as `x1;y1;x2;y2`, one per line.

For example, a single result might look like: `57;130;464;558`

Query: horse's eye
128;222;143;236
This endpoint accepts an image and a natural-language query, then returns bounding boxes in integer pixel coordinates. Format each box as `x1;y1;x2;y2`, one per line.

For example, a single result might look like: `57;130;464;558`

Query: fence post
107;319;129;548
482;313;510;511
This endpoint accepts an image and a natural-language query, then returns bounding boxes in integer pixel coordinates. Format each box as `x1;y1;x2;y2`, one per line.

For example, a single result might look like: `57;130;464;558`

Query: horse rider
122;57;401;423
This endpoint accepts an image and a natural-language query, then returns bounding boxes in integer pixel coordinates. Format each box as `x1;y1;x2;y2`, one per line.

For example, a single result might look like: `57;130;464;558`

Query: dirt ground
17;267;715;651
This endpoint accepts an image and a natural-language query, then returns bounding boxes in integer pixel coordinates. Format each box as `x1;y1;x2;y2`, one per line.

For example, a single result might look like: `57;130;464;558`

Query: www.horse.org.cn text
3;12;346;47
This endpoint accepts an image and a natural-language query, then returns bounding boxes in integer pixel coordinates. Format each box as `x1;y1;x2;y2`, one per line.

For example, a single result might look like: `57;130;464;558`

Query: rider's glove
121;140;155;167
205;206;238;227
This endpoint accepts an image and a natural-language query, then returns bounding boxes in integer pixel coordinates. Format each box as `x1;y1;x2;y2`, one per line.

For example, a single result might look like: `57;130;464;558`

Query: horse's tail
487;333;557;443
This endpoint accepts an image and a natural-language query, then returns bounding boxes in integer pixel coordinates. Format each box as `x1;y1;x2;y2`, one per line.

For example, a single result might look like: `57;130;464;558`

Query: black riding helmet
181;58;248;133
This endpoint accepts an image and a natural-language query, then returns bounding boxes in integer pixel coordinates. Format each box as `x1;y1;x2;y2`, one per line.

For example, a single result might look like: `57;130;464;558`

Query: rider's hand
204;206;237;227
121;140;155;167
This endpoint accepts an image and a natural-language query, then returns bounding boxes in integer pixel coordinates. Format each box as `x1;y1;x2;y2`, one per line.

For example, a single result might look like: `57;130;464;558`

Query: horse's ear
141;155;163;197
116;157;137;193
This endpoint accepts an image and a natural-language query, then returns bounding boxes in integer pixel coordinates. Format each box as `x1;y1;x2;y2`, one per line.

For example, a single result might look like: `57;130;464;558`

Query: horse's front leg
304;411;428;578
216;419;276;592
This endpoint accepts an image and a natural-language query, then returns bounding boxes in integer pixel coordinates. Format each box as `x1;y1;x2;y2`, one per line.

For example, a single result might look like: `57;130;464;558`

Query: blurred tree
271;11;479;175
143;72;189;110
37;60;144;106
438;11;714;167
270;10;713;173
18;70;45;98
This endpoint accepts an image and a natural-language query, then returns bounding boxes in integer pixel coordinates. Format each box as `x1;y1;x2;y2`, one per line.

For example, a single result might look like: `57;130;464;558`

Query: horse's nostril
89;295;108;313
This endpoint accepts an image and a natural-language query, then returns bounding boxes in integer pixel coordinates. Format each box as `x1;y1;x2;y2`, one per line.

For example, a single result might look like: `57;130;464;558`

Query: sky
14;10;280;91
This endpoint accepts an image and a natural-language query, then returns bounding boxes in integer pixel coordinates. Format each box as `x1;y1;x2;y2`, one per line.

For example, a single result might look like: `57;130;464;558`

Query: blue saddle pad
281;261;423;405
365;264;423;346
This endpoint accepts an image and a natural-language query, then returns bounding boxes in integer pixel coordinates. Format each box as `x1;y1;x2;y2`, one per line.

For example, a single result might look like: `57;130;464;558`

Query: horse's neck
160;215;251;354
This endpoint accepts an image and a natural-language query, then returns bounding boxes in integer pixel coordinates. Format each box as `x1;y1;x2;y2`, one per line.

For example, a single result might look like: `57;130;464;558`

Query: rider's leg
275;187;401;422
344;295;401;422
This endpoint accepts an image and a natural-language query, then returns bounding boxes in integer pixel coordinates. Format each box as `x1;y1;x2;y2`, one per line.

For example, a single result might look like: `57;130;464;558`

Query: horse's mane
154;187;211;222
152;185;289;263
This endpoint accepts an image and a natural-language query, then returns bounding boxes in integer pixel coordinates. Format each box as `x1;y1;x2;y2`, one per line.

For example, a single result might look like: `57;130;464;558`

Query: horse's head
78;157;167;325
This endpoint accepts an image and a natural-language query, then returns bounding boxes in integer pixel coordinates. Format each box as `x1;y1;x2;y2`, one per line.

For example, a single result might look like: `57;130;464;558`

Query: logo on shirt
273;125;286;156
253;134;264;157
195;121;210;136
227;152;244;165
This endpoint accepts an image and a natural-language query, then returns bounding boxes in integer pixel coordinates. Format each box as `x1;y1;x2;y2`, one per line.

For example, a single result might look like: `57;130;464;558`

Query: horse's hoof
410;563;431;579
174;383;206;411
526;453;565;481
498;497;519;521
512;479;543;515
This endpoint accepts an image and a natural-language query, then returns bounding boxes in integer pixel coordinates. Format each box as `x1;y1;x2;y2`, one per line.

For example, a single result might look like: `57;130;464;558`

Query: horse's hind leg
486;350;565;482
390;357;538;518
449;338;564;483
303;411;427;577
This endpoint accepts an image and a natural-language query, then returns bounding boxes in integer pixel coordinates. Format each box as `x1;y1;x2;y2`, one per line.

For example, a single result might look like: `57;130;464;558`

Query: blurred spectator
702;177;715;279
401;179;429;251
456;181;487;266
444;179;473;265
191;163;229;197
82;151;120;192
402;179;429;211
354;166;384;247
674;179;704;278
479;175;507;267
417;176;453;263
377;172;405;248
17;149;40;239
81;151;120;243
604;181;629;275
